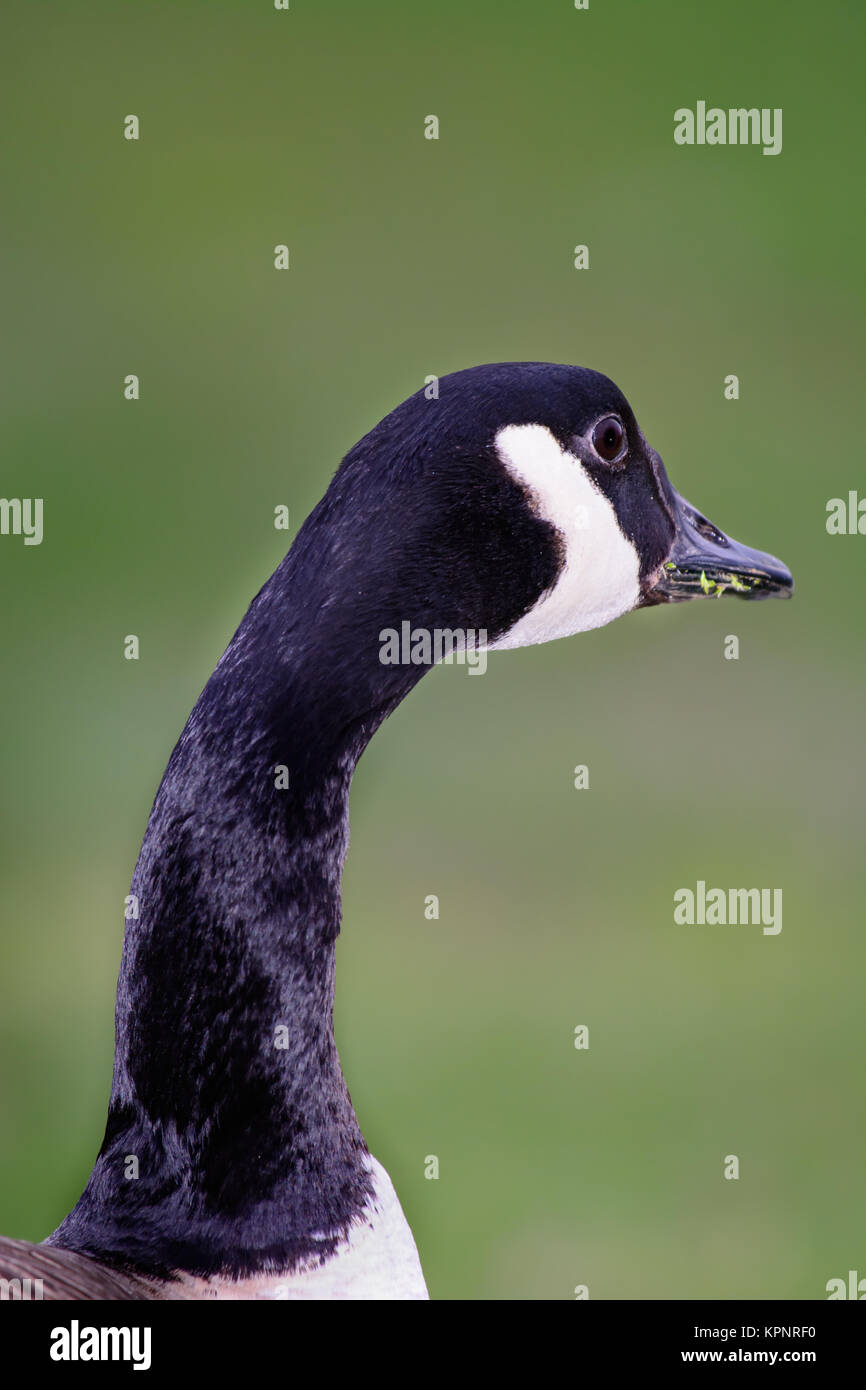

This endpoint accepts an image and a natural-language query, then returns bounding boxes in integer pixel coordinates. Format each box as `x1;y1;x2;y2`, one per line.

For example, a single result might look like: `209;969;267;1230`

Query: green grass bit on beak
699;569;727;597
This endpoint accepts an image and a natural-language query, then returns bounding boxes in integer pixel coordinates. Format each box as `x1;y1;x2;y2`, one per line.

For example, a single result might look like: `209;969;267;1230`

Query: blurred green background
0;0;862;1300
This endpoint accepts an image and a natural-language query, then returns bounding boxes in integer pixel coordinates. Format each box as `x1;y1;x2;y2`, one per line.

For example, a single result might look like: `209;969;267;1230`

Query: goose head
328;361;792;684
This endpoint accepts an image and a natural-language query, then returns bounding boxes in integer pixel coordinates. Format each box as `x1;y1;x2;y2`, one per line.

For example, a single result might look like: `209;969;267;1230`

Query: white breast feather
168;1157;429;1301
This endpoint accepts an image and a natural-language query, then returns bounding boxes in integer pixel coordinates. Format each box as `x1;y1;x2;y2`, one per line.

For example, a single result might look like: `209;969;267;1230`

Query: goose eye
591;415;626;464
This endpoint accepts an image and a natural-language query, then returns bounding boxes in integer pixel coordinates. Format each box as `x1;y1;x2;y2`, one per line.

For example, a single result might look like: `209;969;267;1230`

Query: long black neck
48;392;561;1278
51;546;427;1277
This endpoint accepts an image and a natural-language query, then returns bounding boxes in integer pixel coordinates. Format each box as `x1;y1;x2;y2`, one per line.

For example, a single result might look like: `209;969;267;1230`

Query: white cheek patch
488;423;641;650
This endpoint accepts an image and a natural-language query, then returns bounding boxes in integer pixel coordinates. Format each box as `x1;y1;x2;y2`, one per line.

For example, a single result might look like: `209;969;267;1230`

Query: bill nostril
692;514;728;546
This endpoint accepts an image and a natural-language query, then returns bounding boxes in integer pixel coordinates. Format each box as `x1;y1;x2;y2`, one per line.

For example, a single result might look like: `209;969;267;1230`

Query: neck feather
51;550;420;1278
47;421;560;1278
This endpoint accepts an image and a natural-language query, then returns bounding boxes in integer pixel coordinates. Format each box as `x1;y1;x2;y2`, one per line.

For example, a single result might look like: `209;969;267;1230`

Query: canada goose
0;362;793;1300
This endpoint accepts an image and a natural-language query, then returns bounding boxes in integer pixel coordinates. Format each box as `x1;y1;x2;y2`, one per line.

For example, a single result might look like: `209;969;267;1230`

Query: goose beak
650;491;794;602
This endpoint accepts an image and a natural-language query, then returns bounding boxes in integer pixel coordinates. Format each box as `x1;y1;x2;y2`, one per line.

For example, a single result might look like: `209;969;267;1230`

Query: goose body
1;363;792;1300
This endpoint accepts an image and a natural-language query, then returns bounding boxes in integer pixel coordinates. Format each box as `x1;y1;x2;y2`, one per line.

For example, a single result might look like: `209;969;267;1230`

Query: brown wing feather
0;1236;189;1301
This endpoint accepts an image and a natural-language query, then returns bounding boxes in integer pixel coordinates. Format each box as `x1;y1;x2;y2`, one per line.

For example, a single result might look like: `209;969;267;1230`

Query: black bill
649;491;794;602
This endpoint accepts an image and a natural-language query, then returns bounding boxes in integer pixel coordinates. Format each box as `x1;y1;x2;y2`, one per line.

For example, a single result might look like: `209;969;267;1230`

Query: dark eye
591;415;626;464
